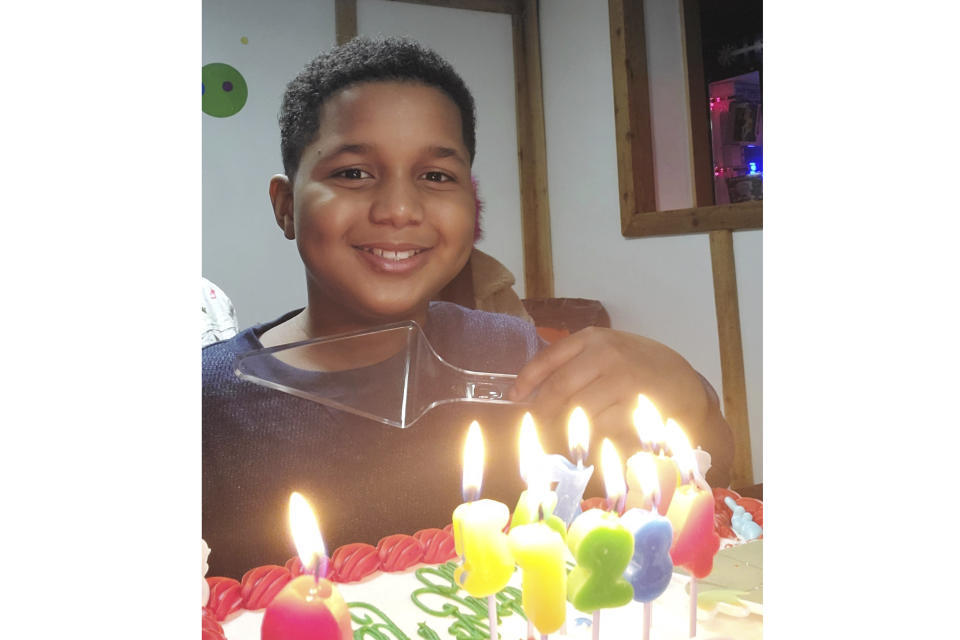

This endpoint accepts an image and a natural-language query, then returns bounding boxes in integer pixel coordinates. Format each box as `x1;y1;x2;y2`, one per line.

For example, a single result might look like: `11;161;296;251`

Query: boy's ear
269;174;296;239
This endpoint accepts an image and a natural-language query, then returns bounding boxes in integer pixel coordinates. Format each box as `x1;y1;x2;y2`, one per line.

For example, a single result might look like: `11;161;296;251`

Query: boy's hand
508;327;732;484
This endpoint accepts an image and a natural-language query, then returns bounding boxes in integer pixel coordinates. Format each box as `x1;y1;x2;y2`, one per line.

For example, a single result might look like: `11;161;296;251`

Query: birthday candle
511;413;566;538
547;407;595;526
508;424;567;634
565;440;635;614
621;454;674;603
663;420;720;580
261;493;352;640
452;422;515;598
625;395;679;515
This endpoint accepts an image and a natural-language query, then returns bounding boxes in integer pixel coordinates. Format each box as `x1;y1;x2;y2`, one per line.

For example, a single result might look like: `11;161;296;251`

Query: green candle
565;508;635;612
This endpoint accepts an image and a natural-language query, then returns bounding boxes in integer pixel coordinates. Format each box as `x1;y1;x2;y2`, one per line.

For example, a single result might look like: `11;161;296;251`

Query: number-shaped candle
565;508;635;612
663;420;719;579
507;414;567;633
625;395;678;515
565;440;634;613
620;453;674;602
452;422;515;597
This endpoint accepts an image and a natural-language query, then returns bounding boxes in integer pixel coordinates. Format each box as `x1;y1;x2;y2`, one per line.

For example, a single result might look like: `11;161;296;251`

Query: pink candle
663;422;719;579
261;575;352;640
261;492;353;640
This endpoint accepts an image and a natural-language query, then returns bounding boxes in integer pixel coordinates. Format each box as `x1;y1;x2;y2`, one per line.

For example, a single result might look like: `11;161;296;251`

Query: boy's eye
334;168;372;180
421;171;454;183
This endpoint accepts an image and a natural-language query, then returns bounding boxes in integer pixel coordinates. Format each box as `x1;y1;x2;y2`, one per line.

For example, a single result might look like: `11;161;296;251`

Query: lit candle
566;439;635;640
451;420;515;640
625;395;679;515
261;492;352;640
546;407;595;526
620;454;674;640
511;413;566;537
508;421;567;635
663;420;720;638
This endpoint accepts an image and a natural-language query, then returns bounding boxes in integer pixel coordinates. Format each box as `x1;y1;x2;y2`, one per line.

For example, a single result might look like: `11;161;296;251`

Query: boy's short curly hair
279;36;477;180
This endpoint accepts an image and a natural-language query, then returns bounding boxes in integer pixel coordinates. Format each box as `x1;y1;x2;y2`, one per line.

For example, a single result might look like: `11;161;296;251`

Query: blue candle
547;454;594;526
620;507;674;602
547;407;595;526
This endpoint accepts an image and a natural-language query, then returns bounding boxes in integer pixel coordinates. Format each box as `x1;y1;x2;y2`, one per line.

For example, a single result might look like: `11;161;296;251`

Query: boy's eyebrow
319;143;468;167
321;143;372;159
425;145;468;167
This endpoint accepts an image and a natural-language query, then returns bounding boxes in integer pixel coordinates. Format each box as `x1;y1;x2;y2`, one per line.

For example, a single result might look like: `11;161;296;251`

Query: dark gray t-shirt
202;302;545;578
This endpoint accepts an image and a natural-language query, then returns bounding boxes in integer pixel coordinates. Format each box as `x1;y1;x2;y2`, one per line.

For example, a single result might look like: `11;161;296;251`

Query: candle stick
512;414;566;538
620;454;674;640
663;421;720;639
547;408;595;526
625;395;679;515
508;417;567;635
451;422;514;640
261;493;352;640
566;440;635;640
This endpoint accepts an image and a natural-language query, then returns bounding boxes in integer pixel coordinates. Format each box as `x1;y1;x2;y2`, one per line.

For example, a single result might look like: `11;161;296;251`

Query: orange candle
625;395;678;515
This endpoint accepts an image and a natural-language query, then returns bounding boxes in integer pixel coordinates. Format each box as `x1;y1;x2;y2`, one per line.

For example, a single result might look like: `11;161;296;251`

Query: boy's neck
260;304;429;347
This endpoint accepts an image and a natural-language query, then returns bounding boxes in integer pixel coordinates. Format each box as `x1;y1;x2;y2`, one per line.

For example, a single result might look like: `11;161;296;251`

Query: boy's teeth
368;248;419;261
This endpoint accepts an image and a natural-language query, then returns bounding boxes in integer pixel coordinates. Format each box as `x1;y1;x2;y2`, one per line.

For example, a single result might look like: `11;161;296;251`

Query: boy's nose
369;178;424;227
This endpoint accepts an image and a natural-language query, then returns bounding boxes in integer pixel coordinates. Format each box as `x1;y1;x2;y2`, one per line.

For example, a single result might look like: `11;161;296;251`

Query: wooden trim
608;0;656;222
621;200;761;238
709;230;753;488
376;0;521;14
610;0;762;237
680;0;714;207
335;0;358;44
512;0;553;298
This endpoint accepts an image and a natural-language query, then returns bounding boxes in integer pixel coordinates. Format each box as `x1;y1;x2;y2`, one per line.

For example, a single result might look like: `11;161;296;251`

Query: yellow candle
507;413;567;633
452;421;515;597
508;520;567;633
453;499;515;596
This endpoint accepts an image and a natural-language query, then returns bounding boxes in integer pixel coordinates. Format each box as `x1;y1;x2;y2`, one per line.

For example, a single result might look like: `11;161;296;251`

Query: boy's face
273;81;475;330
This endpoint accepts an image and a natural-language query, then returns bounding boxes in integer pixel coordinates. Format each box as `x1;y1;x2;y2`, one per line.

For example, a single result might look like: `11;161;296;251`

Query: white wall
202;0;762;481
539;0;762;481
202;0;337;326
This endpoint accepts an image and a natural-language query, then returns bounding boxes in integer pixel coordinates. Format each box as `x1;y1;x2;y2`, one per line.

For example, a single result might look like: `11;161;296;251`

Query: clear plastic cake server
234;320;523;428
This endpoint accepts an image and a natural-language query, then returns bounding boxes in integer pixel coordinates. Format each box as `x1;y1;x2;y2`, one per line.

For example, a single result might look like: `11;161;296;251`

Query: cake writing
346;562;524;640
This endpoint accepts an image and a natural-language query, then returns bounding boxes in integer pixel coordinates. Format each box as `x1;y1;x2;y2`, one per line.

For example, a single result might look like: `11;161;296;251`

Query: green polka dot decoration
202;62;248;118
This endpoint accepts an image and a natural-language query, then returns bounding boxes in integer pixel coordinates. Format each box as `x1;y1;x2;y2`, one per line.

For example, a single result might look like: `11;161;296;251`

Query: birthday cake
203;489;762;640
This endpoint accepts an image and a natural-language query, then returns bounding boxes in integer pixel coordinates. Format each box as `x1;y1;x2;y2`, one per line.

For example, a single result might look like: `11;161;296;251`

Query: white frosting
221;563;761;640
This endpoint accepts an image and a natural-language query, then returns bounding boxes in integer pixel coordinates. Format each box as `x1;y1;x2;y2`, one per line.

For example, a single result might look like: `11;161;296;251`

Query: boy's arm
508;327;734;488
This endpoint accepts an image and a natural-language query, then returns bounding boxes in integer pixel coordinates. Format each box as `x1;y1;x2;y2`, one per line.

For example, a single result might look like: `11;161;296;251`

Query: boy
203;37;733;578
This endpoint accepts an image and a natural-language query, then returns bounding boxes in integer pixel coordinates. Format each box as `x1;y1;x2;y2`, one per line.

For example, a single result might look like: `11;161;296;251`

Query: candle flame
289;492;326;571
462;421;485;500
633;394;665;449
664;418;697;480
567;407;590;463
518;412;550;506
600;438;626;502
635;451;661;499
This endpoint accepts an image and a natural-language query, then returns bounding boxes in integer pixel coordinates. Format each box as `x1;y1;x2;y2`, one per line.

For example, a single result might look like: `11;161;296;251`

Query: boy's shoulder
202;309;301;393
426;301;543;373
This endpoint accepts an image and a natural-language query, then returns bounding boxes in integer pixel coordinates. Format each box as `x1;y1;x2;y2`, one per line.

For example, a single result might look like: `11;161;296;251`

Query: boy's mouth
357;246;426;261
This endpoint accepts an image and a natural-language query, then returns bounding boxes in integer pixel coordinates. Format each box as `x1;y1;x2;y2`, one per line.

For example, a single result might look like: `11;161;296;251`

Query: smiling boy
203;37;733;578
